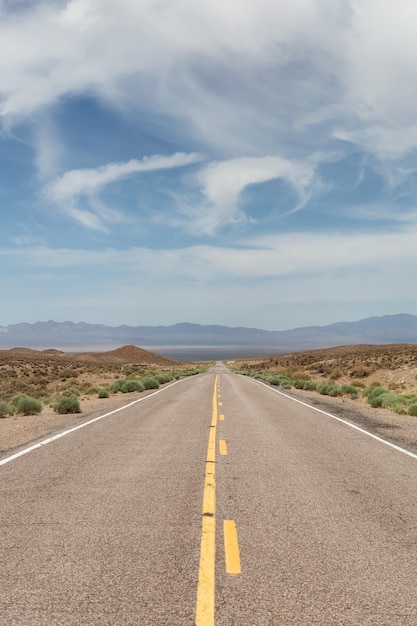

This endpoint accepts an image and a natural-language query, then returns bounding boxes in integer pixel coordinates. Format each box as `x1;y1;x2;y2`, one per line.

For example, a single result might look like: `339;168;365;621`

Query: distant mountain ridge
0;314;417;360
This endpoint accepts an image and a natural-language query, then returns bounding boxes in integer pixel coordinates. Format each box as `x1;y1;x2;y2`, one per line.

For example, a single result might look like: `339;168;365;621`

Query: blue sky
1;0;417;331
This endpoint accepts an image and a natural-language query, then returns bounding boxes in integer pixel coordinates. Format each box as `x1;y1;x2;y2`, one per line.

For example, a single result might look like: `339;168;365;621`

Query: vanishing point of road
2;363;417;624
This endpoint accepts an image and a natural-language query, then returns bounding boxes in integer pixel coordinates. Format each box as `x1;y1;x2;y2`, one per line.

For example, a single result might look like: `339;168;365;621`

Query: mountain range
1;314;417;360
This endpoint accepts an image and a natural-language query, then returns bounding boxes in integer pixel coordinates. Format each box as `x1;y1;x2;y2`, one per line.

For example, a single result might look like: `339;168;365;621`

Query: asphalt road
2;363;417;624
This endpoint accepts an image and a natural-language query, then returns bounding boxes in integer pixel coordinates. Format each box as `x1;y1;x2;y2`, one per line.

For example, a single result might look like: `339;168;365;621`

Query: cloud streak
44;152;204;229
4;224;417;280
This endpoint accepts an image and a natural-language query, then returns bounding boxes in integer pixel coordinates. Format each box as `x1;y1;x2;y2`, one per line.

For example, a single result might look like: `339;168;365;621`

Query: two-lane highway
2;364;417;624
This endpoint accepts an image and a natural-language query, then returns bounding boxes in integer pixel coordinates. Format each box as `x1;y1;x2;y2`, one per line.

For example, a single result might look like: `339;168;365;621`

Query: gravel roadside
0;392;148;456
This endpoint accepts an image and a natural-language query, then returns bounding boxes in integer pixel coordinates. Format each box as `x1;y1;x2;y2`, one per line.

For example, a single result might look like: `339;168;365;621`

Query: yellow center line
219;414;224;421
219;440;227;456
196;376;218;626
224;520;241;575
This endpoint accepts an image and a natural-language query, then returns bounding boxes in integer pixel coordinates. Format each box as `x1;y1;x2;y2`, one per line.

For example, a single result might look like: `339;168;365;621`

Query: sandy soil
0;392;147;456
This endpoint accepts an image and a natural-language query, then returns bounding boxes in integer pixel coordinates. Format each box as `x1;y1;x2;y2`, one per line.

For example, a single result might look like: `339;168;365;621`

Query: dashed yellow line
196;376;218;626
224;520;241;575
219;413;225;421
219;439;227;456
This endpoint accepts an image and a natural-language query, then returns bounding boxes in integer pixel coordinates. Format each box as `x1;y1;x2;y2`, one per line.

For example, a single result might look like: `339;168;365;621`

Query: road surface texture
2;363;417;624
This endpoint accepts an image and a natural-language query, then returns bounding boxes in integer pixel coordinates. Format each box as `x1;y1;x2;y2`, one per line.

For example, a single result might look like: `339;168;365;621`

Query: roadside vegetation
227;344;417;417
0;347;208;416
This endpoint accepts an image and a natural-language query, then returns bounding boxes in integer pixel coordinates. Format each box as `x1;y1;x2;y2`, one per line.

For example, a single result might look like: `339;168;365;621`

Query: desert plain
2;343;417;455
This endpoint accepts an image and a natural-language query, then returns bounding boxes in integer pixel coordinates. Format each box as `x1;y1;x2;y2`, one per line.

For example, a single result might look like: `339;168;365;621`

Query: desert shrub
121;380;145;393
350;365;372;378
61;387;80;397
53;396;81;414
351;380;366;389
281;381;292;390
155;373;173;384
111;380;124;393
303;380;317;391
86;385;99;395
266;375;280;385
363;386;386;399
368;395;383;408
350;392;359;400
141;377;160;390
408;404;417;416
0;401;13;417
11;393;42;415
381;394;407;411
329;368;343;380
364;386;386;408
364;386;409;412
317;382;337;396
98;388;110;398
294;379;307;389
340;384;358;395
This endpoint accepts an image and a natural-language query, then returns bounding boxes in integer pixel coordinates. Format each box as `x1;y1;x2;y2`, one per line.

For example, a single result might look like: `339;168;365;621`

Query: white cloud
0;1;417;182
180;155;320;234
44;152;204;229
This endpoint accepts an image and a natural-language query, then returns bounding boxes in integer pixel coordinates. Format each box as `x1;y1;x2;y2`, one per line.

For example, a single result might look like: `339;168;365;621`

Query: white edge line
240;374;417;461
0;377;187;467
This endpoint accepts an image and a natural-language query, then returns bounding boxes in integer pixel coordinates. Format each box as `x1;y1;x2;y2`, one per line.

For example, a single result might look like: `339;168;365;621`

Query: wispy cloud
175;154;322;235
4;223;417;280
44;152;204;229
1;0;417;173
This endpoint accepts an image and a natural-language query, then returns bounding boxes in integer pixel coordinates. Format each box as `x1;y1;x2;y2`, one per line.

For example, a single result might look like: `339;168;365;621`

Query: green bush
53;396;81;414
363;386;386;400
340;384;358;395
317;382;336;396
141;377;160;390
0;401;13;417
98;388;110;398
155;373;173;384
364;386;410;412
11;393;42;415
266;375;280;385
369;395;383;408
120;380;145;393
111;380;124;393
86;385;100;395
408;404;417;416
303;380;317;391
294;379;307;389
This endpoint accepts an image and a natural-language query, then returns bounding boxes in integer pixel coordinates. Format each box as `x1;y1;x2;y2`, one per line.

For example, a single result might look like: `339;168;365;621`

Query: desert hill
76;344;181;366
0;344;181;367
